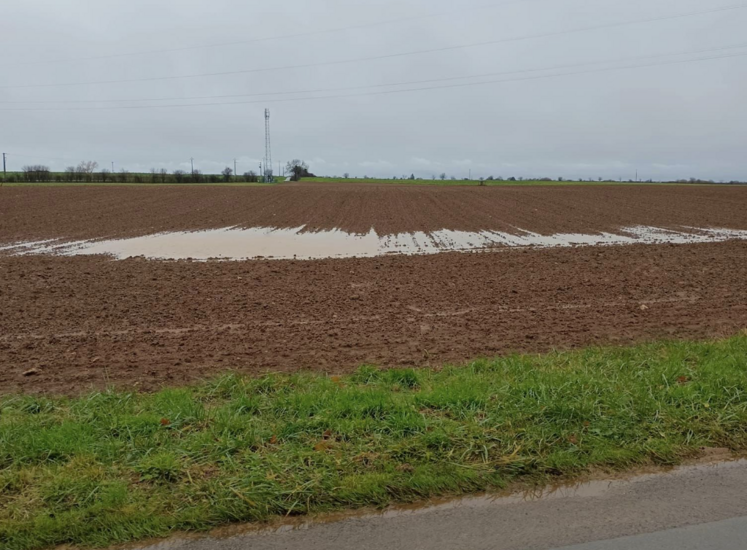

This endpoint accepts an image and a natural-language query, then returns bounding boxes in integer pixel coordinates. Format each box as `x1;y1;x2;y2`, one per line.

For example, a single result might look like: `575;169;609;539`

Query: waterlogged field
1;183;747;395
2;336;747;550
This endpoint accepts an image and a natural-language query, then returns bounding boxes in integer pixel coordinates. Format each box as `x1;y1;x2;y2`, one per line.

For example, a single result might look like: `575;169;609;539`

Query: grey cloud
1;0;745;181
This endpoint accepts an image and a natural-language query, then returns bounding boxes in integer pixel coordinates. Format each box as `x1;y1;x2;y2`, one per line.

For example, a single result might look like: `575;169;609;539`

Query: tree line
3;162;264;184
2;159;742;185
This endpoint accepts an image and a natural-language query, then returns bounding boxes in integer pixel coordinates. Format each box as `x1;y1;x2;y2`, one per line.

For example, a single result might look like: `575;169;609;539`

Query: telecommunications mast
264;108;273;183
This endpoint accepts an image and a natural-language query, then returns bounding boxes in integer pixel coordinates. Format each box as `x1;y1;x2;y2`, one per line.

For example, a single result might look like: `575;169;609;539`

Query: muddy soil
2;183;747;395
2;184;746;242
2;240;746;395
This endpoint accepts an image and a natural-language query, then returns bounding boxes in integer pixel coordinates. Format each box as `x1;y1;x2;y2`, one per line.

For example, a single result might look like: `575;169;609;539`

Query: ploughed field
1;183;747;395
2;182;747;240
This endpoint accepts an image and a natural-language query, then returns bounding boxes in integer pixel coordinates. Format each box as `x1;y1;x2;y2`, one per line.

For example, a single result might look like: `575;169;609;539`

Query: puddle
5;225;747;261
0;239;58;252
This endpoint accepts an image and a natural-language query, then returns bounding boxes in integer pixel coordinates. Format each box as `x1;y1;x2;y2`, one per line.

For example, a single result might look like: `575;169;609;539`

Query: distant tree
439;173;447;180
221;167;233;182
558;177;564;182
450;176;457;181
409;173;415;180
507;177;516;181
209;174;220;183
286;159;311;181
343;172;350;179
22;165;51;182
77;161;98;174
29;166;42;182
173;170;186;183
118;170;129;183
100;169;111;183
40;165;52;182
150;169;159;184
159;168;168;183
487;176;494;181
243;170;259;183
75;161;97;182
191;170;203;184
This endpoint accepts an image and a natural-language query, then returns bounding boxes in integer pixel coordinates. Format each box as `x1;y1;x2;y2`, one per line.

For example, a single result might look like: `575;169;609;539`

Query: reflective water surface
6;225;747;260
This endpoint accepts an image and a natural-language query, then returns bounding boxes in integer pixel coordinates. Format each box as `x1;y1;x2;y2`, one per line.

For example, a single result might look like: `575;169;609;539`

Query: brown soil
1;183;746;241
1;184;746;395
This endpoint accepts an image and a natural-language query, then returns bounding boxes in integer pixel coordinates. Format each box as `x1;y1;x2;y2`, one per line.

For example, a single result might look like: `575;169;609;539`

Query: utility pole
111;161;114;173
2;153;6;177
191;158;194;175
234;158;237;176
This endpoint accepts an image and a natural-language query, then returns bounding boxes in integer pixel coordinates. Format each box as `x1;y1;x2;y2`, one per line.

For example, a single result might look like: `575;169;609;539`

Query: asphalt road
141;459;747;550
556;516;747;549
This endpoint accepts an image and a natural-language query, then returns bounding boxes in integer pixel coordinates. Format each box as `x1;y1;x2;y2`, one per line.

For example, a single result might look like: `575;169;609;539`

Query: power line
3;41;746;105
2;3;745;90
0;0;553;68
1;152;91;161
4;152;251;168
2;49;745;112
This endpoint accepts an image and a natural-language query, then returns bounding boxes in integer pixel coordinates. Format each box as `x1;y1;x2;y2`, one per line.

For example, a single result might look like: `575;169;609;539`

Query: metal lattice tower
264;108;273;182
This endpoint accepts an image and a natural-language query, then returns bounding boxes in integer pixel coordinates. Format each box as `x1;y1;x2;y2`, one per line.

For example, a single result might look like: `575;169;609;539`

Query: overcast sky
1;0;745;180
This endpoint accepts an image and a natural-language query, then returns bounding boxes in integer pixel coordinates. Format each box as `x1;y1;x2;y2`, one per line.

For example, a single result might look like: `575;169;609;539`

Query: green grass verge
2;335;747;549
